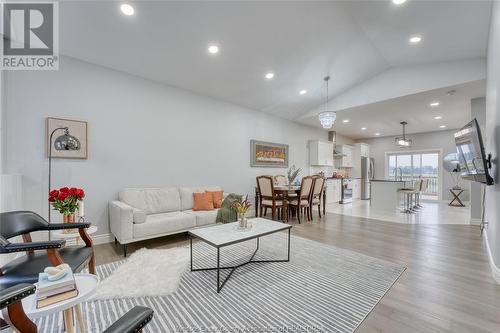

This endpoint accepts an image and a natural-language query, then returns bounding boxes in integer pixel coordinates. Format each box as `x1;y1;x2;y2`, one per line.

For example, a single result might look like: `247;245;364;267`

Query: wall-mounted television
454;118;493;185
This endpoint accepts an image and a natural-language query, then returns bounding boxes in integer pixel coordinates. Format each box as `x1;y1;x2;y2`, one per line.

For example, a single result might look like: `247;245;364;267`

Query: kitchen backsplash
309;166;352;178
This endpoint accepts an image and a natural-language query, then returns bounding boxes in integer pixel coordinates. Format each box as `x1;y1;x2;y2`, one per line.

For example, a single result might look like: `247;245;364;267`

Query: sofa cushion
119;188;181;214
180;186;222;211
207;190;224;208
132;208;147;224
193;192;214;211
133;212;196;239
184;209;219;227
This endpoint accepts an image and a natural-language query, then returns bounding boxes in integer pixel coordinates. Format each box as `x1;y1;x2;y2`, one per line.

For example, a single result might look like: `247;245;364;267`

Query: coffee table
188;218;291;293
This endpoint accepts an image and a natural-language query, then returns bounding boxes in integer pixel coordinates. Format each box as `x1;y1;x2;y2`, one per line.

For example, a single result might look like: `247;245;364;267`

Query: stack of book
37;270;79;308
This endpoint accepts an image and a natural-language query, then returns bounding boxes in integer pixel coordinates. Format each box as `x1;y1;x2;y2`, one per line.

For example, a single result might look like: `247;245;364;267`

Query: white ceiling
302;80;485;140
58;1;491;133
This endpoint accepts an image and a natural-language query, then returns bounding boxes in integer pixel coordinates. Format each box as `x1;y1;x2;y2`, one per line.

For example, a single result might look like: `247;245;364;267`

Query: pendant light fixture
395;121;412;148
318;76;336;129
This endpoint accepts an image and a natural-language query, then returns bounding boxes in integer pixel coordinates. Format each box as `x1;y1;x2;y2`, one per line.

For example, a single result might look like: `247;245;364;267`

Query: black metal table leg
217;248;220;293
190;237;193;271
191;230;291;293
287;228;291;261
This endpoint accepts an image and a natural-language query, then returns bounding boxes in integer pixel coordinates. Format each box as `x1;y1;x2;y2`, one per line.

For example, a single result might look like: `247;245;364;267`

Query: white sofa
109;186;222;256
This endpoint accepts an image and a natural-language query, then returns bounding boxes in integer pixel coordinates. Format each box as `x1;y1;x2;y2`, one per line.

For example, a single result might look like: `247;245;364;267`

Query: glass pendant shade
318;76;336;129
395;121;411;148
318;111;337;129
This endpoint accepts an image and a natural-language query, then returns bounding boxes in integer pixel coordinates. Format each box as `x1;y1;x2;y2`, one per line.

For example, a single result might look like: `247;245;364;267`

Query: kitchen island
371;180;410;211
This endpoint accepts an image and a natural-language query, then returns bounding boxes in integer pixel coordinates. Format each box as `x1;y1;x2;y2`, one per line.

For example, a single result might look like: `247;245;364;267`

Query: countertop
371;179;408;182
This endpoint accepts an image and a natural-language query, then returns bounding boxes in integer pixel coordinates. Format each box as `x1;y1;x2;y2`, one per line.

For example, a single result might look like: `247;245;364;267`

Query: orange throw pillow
193;192;214;211
207;190;224;208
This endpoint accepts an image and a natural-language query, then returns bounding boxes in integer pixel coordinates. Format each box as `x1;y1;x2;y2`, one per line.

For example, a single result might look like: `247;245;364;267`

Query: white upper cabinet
359;143;370;158
309;140;334;166
335;144;353;168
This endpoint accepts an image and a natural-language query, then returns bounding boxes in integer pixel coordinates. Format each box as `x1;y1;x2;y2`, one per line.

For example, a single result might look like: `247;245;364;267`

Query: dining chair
0;283;154;333
288;176;314;223
0;211;95;291
256;176;284;220
273;175;287;186
310;176;326;218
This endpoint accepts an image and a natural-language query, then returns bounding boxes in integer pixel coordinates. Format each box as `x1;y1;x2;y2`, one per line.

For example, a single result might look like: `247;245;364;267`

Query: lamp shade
54;129;81;151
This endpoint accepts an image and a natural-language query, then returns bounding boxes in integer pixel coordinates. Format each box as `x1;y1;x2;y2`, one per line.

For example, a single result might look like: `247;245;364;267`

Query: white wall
3;56;327;236
484;1;500;280
358;129;469;201
470;97;486;222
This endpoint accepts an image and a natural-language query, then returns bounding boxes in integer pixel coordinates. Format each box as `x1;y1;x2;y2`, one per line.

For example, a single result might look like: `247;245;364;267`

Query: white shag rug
91;247;189;300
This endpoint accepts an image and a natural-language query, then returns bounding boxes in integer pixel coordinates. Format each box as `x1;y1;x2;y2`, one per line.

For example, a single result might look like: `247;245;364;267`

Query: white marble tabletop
189;218;291;247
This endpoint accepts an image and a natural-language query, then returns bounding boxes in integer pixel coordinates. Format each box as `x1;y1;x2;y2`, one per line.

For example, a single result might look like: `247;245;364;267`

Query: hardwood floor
93;212;500;333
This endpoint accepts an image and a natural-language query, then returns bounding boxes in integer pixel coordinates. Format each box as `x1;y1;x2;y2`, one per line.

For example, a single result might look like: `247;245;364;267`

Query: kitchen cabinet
352;179;361;199
335;145;353;168
359;143;370;158
326;179;341;203
309;140;334;166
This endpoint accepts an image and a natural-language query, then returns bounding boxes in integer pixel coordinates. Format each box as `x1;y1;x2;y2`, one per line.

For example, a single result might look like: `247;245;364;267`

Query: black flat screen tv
454;118;493;185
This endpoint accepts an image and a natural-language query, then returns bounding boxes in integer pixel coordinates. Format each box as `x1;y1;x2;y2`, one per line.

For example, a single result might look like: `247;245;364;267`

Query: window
386;151;440;200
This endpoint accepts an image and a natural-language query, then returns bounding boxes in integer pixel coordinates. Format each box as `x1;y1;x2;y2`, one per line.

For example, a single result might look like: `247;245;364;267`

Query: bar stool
412;179;424;211
399;187;416;214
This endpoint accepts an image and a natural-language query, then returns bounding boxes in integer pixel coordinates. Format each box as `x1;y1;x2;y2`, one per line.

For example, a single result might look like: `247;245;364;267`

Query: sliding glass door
387;151;440;200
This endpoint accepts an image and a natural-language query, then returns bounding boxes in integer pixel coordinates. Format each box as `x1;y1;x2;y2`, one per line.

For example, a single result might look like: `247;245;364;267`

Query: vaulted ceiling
58;0;492;136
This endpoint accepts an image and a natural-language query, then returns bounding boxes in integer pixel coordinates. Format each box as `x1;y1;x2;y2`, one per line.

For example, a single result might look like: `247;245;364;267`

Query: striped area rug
35;233;405;333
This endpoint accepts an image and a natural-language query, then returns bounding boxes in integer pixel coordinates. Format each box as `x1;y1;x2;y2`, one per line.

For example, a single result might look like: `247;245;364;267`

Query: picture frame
46;117;88;159
250;140;289;168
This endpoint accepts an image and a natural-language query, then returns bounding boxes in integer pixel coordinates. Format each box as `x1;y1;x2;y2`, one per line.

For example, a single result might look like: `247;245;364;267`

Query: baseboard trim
63;233;114;246
483;231;500;284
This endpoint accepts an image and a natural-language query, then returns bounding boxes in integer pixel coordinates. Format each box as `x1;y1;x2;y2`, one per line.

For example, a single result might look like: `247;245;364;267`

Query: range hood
328;131;346;157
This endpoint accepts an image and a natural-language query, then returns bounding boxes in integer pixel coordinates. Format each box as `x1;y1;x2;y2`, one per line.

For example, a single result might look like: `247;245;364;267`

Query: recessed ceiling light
440;125;447;128
361;127;367;130
409;36;422;44
299;89;307;95
265;72;275;80
392;0;407;4
430;101;440;107
343;119;350;123
375;133;381;136
207;45;219;54
120;4;135;16
434;116;442;120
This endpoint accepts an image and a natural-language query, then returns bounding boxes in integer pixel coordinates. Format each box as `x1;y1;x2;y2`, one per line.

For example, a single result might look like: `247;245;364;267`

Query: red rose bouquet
49;187;85;218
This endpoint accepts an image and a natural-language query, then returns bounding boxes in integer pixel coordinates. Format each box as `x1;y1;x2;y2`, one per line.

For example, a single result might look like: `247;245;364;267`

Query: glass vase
239;214;248;229
63;213;78;234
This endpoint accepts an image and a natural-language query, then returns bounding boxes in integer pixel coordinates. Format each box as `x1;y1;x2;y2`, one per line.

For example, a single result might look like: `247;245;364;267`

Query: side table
449;188;467;207
52;225;98;245
0;273;99;333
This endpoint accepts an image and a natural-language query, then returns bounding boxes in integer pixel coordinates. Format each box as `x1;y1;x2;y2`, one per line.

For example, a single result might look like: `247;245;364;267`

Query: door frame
384;148;443;200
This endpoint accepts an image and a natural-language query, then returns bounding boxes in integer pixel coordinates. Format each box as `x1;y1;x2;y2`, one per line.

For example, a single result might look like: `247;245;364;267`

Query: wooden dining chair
288;176;314;223
256;176;285;220
310;176;326;218
273;175;287;186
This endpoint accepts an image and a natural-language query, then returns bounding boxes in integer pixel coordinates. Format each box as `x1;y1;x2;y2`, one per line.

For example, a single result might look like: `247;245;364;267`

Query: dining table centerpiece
287;165;302;188
49;187;85;234
232;195;252;230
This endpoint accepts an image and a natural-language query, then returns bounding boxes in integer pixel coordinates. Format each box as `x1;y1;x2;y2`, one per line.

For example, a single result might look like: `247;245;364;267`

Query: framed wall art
250;140;288;168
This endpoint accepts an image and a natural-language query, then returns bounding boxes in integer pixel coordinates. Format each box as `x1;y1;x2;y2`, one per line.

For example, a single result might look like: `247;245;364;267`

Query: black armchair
0;211;95;290
0;283;154;333
0;283;37;333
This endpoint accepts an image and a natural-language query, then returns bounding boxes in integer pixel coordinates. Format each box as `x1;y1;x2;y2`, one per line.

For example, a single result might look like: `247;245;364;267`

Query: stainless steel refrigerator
361;157;374;200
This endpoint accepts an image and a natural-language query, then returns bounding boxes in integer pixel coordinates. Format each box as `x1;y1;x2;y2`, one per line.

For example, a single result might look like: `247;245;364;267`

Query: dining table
254;185;326;222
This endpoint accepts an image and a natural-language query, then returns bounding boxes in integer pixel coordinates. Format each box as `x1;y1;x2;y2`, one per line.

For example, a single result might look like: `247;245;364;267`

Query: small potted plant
49;187;85;233
232;195;252;229
287;165;302;188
